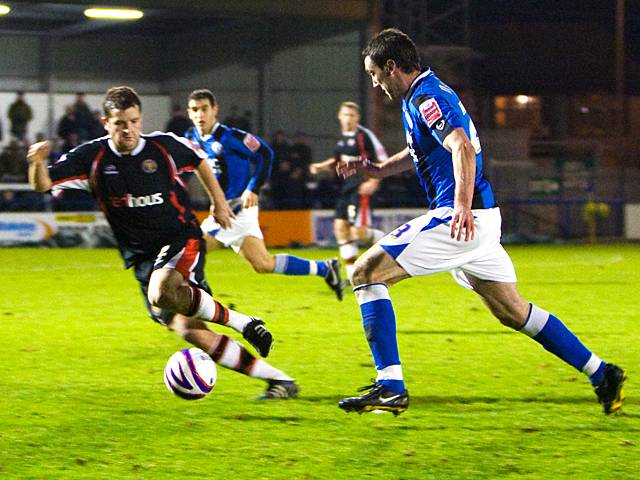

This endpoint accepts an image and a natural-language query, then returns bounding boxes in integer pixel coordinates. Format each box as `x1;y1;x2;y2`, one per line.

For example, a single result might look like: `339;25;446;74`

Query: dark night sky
468;0;639;94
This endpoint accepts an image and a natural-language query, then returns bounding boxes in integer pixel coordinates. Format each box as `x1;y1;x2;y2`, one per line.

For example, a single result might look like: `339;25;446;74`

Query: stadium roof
0;0;371;37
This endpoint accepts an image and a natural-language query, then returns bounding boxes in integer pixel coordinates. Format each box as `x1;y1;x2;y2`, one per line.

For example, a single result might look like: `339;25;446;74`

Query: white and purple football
163;348;217;400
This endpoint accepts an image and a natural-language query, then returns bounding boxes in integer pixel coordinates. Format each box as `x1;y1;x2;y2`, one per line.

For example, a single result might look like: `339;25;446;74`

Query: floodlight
84;8;143;20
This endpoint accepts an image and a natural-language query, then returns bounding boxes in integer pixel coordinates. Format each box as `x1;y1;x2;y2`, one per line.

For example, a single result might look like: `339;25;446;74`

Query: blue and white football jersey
184;122;273;200
402;69;496;210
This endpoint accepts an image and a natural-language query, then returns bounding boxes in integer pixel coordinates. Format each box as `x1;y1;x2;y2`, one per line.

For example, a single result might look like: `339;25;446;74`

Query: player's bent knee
351;258;373;286
148;281;177;310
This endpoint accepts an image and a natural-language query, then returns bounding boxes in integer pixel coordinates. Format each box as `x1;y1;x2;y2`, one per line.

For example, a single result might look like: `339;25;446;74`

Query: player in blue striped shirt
337;29;625;416
184;89;343;301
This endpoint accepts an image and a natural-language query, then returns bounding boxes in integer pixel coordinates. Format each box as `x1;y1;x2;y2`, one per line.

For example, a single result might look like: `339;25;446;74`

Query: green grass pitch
1;244;638;479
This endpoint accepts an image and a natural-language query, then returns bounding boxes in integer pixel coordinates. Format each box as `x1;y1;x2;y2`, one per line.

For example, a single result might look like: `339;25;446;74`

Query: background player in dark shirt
27;86;299;399
309;101;388;281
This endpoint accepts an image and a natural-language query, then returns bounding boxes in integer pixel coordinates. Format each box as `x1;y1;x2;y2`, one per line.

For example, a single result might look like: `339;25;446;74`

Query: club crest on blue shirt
211;141;223;156
418;98;443;127
243;134;260;152
141;159;158;173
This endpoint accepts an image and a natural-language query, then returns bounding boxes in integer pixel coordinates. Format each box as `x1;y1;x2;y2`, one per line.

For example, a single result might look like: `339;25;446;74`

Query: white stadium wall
268;30;362;157
163;62;260;136
161;29;363;159
0;92;171;147
624;204;640;240
0;33;170;146
0;28;364;159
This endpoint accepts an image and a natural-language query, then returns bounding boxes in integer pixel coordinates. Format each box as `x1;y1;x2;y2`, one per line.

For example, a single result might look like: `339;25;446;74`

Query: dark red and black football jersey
333;125;388;194
49;132;207;267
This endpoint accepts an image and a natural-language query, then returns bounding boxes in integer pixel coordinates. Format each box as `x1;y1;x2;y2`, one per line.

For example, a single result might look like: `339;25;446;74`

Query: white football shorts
201;205;263;253
378;206;516;289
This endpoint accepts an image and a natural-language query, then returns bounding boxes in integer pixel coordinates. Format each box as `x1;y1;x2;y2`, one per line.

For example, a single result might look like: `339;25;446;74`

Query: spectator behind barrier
73;92;94;142
0;139;28;182
8;91;33;141
165;104;192;136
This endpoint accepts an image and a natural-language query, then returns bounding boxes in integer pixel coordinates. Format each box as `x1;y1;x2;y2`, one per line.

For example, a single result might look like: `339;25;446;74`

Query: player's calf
248;255;276;274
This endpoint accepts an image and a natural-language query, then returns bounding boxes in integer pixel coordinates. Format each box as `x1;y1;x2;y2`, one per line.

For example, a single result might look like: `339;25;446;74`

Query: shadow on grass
223;414;304;423
524;281;632;285
397;329;625;336
301;393;637;405
298;394;638;414
397;329;514;335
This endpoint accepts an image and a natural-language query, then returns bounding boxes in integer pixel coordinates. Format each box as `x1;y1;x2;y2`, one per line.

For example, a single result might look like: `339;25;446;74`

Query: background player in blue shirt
337;29;625;415
184;89;343;300
27;86;299;400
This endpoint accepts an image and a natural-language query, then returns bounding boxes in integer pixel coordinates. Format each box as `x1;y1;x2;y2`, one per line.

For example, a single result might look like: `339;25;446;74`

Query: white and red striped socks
207;335;291;380
187;286;251;333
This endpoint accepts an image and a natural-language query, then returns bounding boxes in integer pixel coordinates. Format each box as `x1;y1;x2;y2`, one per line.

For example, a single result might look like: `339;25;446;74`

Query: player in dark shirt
27;86;299;399
309;101;388;280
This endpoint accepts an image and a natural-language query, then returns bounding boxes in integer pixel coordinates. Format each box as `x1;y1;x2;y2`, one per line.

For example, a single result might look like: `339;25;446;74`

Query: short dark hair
339;101;361;114
362;28;421;73
103;86;141;117
188;89;217;107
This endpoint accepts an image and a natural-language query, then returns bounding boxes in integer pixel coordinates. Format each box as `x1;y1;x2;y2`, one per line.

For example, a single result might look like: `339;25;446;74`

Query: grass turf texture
1;244;638;479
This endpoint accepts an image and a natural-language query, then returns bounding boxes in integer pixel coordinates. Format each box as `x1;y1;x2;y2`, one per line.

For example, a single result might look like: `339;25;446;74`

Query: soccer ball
163;348;217;400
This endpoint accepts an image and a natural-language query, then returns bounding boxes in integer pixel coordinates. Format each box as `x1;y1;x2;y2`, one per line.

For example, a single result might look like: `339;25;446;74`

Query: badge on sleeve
418;98;443;128
243;134;260;152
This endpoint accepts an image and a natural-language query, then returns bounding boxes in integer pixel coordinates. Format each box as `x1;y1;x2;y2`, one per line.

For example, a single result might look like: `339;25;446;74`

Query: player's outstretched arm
27;141;52;192
194;159;235;229
337;147;412;179
309;157;337;175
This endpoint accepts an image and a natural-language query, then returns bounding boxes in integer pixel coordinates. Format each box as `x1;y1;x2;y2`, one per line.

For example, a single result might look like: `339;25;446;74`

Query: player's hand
27;141;50;165
336;157;370;178
241;190;258;209
450;206;475;241
309;164;320;175
211;202;234;230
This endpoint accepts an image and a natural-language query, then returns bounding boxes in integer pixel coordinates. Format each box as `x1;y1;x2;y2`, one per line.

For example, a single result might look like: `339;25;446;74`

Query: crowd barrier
2;205;639;248
0;209;427;248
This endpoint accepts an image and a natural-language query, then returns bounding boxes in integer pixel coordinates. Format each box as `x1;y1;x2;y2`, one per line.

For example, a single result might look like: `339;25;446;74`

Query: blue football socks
274;254;328;277
521;304;606;385
354;283;405;393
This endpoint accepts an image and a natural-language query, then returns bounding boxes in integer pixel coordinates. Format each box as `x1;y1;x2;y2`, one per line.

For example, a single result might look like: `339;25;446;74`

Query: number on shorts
347;204;357;223
154;244;171;266
390;223;410;238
